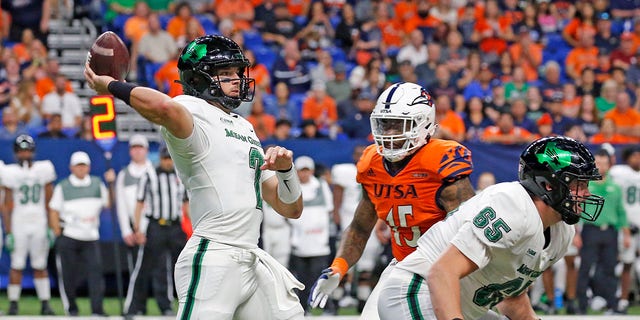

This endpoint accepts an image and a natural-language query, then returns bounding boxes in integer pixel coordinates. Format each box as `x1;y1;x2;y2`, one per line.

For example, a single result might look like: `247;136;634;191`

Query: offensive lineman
309;82;476;319
1;135;56;315
85;35;305;319
378;136;605;319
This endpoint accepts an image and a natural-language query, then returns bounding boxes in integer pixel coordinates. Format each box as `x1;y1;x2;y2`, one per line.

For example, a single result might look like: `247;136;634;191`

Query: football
87;31;130;80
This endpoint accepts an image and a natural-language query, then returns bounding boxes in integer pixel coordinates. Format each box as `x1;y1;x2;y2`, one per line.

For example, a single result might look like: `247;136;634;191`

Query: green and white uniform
378;182;574;320
609;164;640;264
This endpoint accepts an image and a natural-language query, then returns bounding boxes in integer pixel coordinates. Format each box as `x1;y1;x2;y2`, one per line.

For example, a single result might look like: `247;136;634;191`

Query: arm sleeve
115;170;133;238
42;161;57;183
48;185;63;212
160;96;210;161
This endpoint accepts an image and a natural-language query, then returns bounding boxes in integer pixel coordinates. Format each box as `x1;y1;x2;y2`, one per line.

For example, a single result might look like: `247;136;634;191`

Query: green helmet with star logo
519;136;604;225
177;35;254;109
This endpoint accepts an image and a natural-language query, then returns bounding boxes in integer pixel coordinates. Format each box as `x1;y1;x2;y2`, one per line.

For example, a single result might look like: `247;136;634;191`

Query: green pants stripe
180;238;210;320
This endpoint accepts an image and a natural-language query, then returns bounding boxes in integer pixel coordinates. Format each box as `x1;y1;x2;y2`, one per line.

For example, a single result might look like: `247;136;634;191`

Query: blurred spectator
271;82;299;127
124;2;151;46
596;79;619;116
481;110;534;144
576;94;600;138
539;61;564;102
288;155;333;314
349;56;384;93
41;75;82;130
271;40;311;94
181;17;206;48
339;91;374;140
301;82;337;131
415;43;443;87
376;2;404;53
394;0;417;27
404;0;440;40
566;29;599;81
166;2;204;43
433;94;465;142
562;82;582;118
509;26;543;82
536;0;558;35
510;97;537;134
396;29;428;68
310;49;335;86
262;2;302;47
603;90;640;141
1;0;50;45
430;64;458;108
494;51;514;84
104;0;136;25
75;115;94;141
246;90;276;141
12;29;37;66
10;80;42;129
627;50;640;91
576;68;601;97
34;57;73;99
285;0;310;17
562;1;596;48
21;39;48;80
352;17;382;65
213;0;254;31
134;12;178;79
441;30;469;74
253;0;276;32
0;9;8;40
514;2;543;43
272;118;293;141
429;0;457;26
589;118;632;144
595;49;613;83
475;171;496;193
457;2;478;48
611;32;636;71
37;113;66;139
326;62;351;106
396;60;418;84
455;49;482;93
462;96;493;142
297;2;335;56
0;108;28;140
298;119;328;139
564;123;588;143
488;82;508;119
0;57;23;109
504;66;529;100
472;0;513;58
594;12;619;54
245;48;271;93
154;50;182;97
463;62;498;102
525;86;547;121
536;112;554;138
334;3;359;53
547;93;576;135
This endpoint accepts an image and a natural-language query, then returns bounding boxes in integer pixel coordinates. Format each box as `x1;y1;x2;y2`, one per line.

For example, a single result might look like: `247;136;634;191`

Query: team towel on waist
252;248;305;319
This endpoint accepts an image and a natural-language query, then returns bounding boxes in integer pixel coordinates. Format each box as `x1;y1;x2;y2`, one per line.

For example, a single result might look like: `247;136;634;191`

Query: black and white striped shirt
136;167;187;222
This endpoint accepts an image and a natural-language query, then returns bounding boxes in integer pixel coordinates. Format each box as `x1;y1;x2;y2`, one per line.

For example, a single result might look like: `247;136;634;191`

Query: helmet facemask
180;64;255;110
371;114;434;162
549;172;604;225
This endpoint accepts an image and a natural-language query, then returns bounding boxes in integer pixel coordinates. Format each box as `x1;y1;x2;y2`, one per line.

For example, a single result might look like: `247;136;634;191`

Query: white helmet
370;82;437;162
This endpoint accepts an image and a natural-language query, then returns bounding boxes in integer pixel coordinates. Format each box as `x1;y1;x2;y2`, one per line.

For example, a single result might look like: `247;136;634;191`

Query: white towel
252;248;305;319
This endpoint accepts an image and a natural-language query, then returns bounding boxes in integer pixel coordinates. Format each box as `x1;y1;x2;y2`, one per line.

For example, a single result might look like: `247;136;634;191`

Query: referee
124;146;188;318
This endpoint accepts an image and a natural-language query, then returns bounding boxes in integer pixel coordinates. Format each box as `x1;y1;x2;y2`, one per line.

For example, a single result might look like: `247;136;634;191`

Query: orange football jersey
356;139;473;261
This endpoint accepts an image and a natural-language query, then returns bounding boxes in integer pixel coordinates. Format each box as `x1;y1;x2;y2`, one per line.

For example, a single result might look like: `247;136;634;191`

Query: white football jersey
162;95;275;248
396;182;574;319
331;162;361;227
609;164;640;227
1;160;56;227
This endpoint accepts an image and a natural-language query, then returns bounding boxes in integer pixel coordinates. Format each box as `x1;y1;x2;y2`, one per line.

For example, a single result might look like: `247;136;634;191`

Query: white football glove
309;267;342;308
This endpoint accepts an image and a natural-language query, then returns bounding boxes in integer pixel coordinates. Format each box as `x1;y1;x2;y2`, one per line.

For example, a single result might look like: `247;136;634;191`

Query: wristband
275;164;302;204
330;257;349;279
107;81;138;105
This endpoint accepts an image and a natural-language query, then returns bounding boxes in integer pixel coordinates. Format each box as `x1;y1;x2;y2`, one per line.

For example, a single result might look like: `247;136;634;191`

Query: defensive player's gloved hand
309;257;349;308
4;233;14;252
47;228;56;248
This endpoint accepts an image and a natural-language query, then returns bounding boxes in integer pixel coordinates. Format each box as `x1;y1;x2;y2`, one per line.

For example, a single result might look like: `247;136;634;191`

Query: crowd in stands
0;0;639;145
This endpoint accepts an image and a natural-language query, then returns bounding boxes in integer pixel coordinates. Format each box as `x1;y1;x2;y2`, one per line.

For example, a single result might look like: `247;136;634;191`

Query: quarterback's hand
84;62;116;95
4;233;14;252
260;146;294;171
309;268;342;308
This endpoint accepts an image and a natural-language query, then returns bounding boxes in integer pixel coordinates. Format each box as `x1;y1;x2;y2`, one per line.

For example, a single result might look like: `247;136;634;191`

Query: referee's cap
70;151;91;166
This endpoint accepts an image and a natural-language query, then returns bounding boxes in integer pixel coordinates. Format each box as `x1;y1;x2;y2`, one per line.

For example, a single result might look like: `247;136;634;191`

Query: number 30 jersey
397;182;574;319
1;161;57;227
356;139;473;261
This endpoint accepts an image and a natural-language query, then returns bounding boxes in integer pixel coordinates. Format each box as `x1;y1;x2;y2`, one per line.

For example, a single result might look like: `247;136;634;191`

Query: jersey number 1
249;147;264;210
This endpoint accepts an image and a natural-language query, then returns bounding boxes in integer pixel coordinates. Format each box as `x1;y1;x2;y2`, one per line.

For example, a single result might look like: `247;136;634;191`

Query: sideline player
1;135;57;315
378;136;605;319
309;82;476;319
85;35;305;319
